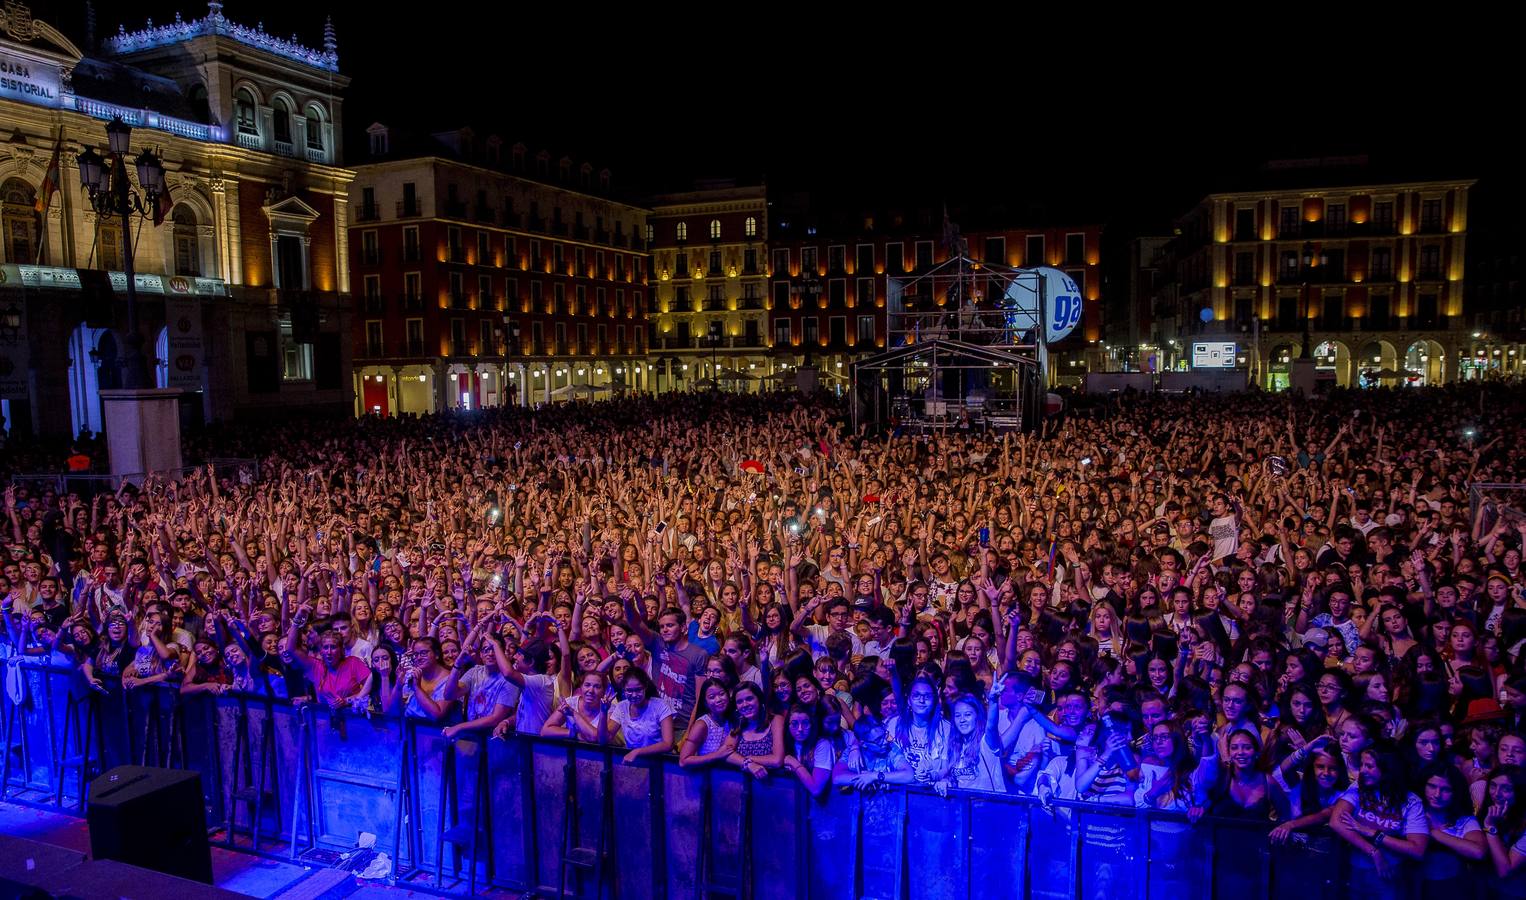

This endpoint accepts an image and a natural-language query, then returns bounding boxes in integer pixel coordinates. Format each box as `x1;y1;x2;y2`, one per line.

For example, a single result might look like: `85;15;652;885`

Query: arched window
676;221;688;241
1;178;39;264
188;84;210;123
744;216;757;238
173;206;200;276
272;97;293;144
305;104;327;150
234;88;258;136
709;219;722;239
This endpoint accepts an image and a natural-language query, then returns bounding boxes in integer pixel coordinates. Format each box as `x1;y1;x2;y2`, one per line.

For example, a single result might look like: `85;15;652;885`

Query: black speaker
86;766;211;884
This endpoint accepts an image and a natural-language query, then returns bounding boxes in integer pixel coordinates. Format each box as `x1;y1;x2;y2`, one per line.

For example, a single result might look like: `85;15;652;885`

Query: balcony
446;246;467;264
402;246;422;263
360;249;382;266
355;203;381;223
401;295;425;313
529;217;547;232
574;225;590;241
1420;219;1445;234
361;294;385;315
503;211;522;228
595;229;611;245
1369;267;1394;282
363;342;385;358
1417;268;1443;282
443;199;468;218
396;199;422;218
448;292;469;309
473;205;497;224
405;340;426;357
739;296;764;310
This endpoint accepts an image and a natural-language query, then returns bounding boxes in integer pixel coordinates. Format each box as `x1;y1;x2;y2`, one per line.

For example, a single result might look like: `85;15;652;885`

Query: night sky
43;3;1519;234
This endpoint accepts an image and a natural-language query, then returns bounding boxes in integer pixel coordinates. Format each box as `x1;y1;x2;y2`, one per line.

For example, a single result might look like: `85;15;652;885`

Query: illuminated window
676;221;688;241
744;217;757;238
235;89;258;136
709;219;721;240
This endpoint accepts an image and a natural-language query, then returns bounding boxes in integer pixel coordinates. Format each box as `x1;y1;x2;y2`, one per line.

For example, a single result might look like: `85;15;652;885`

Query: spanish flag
34;130;61;214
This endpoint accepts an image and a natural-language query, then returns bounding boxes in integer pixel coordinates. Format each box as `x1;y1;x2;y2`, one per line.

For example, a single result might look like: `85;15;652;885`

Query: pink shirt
302;655;370;705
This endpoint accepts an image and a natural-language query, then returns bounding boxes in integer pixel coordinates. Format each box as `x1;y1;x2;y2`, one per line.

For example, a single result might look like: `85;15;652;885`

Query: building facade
0;4;355;439
767;211;1103;384
645;184;768;392
1166;178;1493;389
349;128;649;414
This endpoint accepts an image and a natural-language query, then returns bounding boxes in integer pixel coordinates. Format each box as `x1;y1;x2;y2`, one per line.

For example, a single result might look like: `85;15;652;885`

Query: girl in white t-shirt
781;704;835;796
936;691;1006;795
1417;764;1485;895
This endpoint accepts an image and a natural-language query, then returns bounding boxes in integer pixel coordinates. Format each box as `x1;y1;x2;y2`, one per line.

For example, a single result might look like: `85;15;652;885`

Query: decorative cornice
104;2;338;72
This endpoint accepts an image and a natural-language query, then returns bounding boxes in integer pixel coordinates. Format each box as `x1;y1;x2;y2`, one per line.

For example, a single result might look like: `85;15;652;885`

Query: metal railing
0;659;1378;899
9;459;259;495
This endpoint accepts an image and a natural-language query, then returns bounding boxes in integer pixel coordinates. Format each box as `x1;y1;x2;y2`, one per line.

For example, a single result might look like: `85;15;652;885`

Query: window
1421;198;1443;232
676;221;688;241
449;271;465;307
530;280;543;307
406;319;424;355
644;224;654;243
479;274;493;308
616;325;625;351
305;106;325;150
802;317;819;345
401;182;418;217
447;225;463;262
282;324;313;380
404;272;421;303
450;318;467;356
1373;201;1394;232
575;247;586;275
96;221;125;270
235;88;258;136
615;288;625;316
1234;251;1254;286
829;279;846;305
857;315;875;345
1419;246;1442;279
1327;203;1347;233
532;321;544;352
744;216;757;238
708;250;722;276
595;251;605;279
857;244;875;274
801;246;818;273
1234;208;1256;241
830;316;846;346
173;207;200;275
709;219;722;240
1066;269;1086;299
885;242;904;274
1280;250;1299;277
744;248;758;274
577;323;588;353
553;283;566;313
706;283;725;308
773;282;790;308
1025;235;1044;267
272;99;292;144
673;286;690;311
674;252;689;278
481;320;494;356
775;319;792;346
1369;294;1391;328
983;236;1005;265
828;245;846;273
1065;233;1085;265
857;278;875;306
1279;206;1299;237
597;324;607;352
555;323;567;353
575;285;586;315
914;241;934;269
553;244;565;273
365;321;383;357
368;129;387;156
362;275;382;314
507;278;518;306
478;232;490;266
1370;247;1392;279
772;248;790;275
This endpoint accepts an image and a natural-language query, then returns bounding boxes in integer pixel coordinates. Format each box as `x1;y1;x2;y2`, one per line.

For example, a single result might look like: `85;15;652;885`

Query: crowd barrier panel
4;658;1368;898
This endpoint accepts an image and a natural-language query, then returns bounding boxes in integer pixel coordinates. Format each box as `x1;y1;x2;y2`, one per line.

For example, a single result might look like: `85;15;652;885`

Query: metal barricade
1;656;1371;898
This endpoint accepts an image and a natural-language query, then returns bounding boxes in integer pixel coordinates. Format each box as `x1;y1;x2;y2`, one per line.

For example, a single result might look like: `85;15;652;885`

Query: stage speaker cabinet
86;765;212;884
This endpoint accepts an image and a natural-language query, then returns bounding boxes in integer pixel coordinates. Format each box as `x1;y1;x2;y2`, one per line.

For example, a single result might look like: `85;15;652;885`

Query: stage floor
0;801;517;899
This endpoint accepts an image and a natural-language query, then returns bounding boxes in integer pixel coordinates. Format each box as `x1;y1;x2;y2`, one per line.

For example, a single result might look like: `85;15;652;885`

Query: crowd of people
5;382;1526;898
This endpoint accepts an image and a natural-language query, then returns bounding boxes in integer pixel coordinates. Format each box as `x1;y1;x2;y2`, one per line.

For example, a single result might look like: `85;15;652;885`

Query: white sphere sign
1035;267;1083;344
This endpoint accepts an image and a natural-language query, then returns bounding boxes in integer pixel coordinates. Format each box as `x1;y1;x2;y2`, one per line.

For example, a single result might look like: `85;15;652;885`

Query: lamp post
76;117;167;389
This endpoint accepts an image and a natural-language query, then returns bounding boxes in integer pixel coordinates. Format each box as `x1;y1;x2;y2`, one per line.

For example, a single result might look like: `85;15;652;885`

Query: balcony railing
396;200;422;218
355;204;381;223
361;294;385;315
360;249;382;266
443;199;468;218
401;295;425;313
473;205;497;224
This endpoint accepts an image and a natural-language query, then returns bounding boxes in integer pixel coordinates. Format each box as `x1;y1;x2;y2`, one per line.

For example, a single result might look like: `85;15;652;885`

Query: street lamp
76;117;167;389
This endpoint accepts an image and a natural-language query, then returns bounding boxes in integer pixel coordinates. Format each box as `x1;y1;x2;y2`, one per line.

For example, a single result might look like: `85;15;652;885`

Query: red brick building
349;127;649;414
